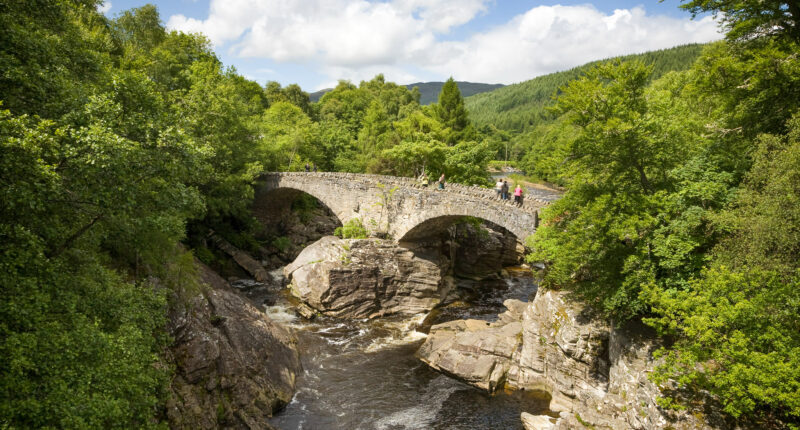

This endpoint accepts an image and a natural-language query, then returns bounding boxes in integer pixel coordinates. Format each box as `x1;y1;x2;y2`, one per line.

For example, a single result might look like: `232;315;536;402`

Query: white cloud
97;1;112;14
166;1;722;87
430;5;722;84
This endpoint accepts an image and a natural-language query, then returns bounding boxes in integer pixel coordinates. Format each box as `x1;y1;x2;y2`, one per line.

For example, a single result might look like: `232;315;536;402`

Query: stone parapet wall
264;172;557;214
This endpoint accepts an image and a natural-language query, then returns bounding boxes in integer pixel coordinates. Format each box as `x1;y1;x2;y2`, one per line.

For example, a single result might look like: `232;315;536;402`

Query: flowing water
235;269;551;430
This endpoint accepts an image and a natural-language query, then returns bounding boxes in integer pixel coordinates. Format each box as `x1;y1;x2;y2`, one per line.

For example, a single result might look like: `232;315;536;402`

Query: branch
48;214;103;259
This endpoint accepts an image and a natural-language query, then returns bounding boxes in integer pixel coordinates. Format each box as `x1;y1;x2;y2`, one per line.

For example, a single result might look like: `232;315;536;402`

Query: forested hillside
465;44;704;132
310;80;504;104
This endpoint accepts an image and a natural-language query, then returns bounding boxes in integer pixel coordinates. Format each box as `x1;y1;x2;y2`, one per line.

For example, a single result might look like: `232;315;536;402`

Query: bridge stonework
254;172;557;243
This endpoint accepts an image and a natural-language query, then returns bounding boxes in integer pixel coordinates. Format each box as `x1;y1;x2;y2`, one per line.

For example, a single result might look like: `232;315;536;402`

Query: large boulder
167;263;301;429
283;236;451;318
416;299;527;392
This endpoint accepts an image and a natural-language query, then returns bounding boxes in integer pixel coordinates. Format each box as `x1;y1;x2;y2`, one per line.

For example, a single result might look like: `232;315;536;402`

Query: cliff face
166;263;301;430
417;290;714;430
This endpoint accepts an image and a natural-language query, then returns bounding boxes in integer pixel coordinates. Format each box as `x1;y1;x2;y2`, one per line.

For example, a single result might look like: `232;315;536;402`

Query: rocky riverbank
166;262;301;429
417;289;719;430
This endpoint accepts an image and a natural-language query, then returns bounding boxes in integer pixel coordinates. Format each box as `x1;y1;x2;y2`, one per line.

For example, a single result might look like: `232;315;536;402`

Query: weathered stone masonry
254;172;558;242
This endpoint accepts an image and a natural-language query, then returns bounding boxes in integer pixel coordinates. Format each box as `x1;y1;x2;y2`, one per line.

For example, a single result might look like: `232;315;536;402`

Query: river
232;269;551;430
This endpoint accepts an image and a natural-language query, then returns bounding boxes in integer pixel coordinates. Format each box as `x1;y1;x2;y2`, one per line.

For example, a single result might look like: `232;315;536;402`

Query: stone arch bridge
253;172;559;243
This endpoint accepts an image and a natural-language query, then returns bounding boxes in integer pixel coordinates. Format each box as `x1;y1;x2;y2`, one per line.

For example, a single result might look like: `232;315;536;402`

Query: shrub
334;218;368;239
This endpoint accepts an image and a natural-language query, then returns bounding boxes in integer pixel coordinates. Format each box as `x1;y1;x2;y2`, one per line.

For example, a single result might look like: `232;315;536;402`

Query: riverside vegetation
1;0;799;428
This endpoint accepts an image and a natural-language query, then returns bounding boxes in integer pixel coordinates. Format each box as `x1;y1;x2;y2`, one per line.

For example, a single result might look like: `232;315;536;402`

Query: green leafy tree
444;141;493;186
529;60;699;319
644;116;800;422
680;0;800;42
258;101;319;171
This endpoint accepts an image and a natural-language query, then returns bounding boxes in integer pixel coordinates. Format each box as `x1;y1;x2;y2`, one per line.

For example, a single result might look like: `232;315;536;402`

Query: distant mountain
465;44;706;132
309;88;332;102
309;81;505;104
406;81;505;105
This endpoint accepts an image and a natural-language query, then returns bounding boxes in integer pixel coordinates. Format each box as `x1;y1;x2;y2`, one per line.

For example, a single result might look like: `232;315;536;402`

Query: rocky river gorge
166;194;725;429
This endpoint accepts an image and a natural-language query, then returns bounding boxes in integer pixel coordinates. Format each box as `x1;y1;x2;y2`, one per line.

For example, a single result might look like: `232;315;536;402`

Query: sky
100;1;723;91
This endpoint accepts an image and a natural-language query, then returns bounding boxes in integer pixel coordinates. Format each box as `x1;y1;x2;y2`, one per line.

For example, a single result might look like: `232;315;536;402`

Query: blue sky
101;1;721;91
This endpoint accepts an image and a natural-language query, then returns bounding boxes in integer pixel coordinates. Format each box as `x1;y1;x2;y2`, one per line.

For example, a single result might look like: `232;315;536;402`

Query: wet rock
166;262;301;430
521;412;556;430
416;299;527;392
283;236;451;318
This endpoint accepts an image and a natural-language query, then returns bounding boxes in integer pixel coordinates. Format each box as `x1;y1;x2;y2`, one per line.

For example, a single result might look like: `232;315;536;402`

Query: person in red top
514;184;523;206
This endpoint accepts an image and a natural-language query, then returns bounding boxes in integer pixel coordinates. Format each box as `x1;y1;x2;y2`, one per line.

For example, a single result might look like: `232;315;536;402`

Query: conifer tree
435;77;470;144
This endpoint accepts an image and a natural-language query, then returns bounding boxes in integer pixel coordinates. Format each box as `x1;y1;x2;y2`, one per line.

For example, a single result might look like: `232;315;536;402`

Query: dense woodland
311;81;505;105
1;0;799;428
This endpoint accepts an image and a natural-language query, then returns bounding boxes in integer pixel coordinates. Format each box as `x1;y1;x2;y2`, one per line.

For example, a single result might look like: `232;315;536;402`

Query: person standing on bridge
304;163;310;172
438;173;446;190
501;180;509;200
514;184;523;207
495;178;504;199
418;172;429;187
313;163;317;172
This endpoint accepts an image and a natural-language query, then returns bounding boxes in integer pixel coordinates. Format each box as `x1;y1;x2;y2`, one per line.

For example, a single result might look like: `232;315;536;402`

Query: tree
444;141;493;186
644;117;800;422
434;77;471;144
529;60;699;319
258;101;318;171
679;0;800;42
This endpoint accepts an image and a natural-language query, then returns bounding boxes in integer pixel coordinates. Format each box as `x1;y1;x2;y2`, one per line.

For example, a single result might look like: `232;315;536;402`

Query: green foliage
644;116;800;422
271;236;292;253
444;141;493;186
528;60;705;319
334;218;368;239
291;193;320;223
434;77;473;144
645;268;800;419
680;0;800;42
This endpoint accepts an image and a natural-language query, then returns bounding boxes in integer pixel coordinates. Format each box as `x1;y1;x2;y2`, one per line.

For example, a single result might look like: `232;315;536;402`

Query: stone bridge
253;172;559;243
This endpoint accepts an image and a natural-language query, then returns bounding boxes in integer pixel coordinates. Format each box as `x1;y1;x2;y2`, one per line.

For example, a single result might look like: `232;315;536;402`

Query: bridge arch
396;215;514;243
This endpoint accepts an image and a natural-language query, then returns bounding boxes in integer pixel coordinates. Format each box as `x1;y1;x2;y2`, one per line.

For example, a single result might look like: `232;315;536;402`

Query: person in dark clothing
501;180;509;200
304;163;310;172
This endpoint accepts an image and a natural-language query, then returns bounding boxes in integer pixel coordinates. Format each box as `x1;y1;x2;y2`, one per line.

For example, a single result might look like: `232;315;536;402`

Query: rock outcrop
167;263;301;429
507;290;610;412
283;236;451;318
418;290;712;430
416;299;526;392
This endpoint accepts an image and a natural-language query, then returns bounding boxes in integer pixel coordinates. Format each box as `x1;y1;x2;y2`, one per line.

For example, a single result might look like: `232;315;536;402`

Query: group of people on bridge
495;178;525;207
413;171;527;207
